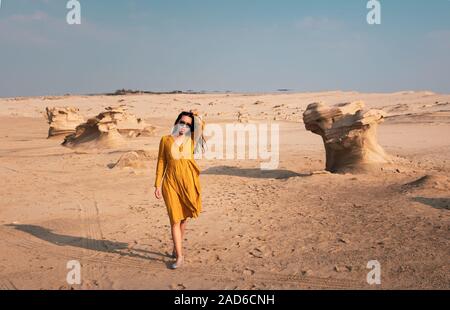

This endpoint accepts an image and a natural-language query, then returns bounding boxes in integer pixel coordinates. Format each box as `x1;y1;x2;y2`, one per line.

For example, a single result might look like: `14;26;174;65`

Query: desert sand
0;91;449;290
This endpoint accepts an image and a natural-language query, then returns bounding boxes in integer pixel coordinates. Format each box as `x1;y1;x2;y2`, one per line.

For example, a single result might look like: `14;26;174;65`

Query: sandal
170;256;184;270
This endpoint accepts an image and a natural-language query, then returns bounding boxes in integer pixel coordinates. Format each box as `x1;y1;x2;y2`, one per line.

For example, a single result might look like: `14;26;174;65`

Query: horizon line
1;89;449;100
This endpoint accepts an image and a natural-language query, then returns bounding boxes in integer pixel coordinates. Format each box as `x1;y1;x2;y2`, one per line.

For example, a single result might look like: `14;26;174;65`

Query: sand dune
0;91;449;289
110;150;156;170
402;175;450;194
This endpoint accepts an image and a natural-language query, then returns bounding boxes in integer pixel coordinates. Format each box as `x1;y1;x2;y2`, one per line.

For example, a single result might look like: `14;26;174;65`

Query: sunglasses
178;120;192;128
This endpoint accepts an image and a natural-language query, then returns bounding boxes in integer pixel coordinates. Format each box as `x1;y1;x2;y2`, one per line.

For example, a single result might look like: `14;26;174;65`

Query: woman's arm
154;136;166;188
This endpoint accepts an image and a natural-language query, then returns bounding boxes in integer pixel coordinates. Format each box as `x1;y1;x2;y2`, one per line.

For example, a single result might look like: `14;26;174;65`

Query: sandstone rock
238;109;250;123
303;101;391;173
62;115;124;149
62;106;154;149
102;106;155;138
45;107;84;138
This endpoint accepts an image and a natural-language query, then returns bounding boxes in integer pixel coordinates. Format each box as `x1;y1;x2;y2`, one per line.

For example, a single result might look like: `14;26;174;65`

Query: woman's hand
154;187;162;200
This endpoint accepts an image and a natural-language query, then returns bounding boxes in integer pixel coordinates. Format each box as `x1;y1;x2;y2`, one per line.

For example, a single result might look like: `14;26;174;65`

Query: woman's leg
180;219;187;239
172;219;188;256
171;222;183;260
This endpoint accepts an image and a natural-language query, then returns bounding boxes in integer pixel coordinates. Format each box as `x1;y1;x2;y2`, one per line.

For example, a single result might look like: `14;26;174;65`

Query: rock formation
303;101;391;173
62;114;124;149
62;106;155;149
237;109;250;123
45;107;84;138
103;106;155;138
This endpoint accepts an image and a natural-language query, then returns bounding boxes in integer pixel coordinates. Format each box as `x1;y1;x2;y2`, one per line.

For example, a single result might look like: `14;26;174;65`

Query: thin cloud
8;10;49;22
0;9;125;48
294;16;344;31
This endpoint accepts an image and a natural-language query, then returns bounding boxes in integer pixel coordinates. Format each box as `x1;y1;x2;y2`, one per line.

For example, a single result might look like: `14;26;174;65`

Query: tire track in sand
0;278;17;290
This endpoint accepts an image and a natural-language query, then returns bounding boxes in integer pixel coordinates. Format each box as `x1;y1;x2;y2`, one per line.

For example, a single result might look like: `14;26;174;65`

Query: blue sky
0;0;449;97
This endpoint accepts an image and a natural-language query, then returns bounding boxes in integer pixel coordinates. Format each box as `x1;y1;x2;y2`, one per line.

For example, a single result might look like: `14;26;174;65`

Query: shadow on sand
413;197;449;211
6;224;172;263
202;166;309;180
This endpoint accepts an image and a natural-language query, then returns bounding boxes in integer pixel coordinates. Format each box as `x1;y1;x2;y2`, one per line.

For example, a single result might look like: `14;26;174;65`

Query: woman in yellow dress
154;111;205;269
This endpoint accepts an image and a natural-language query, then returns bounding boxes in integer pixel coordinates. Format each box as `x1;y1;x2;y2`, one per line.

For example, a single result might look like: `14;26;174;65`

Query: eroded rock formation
62;106;155;149
45;107;84;138
103;106;155;138
237;109;250;123
303;101;391;173
62;115;124;149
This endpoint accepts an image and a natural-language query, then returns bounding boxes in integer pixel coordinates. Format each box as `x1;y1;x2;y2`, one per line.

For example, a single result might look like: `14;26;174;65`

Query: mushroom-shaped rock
45;107;84;138
303;101;391;173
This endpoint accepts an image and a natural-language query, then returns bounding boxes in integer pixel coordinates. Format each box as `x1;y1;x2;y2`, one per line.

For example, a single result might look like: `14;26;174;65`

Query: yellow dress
155;135;202;225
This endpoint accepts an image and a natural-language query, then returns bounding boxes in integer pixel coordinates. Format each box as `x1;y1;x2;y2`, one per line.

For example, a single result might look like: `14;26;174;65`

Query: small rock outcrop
102;106;155;138
62;115;124;149
45;107;84;138
237;109;250;123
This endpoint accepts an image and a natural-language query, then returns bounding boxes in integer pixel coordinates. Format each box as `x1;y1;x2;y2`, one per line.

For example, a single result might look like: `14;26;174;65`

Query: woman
154;111;205;269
